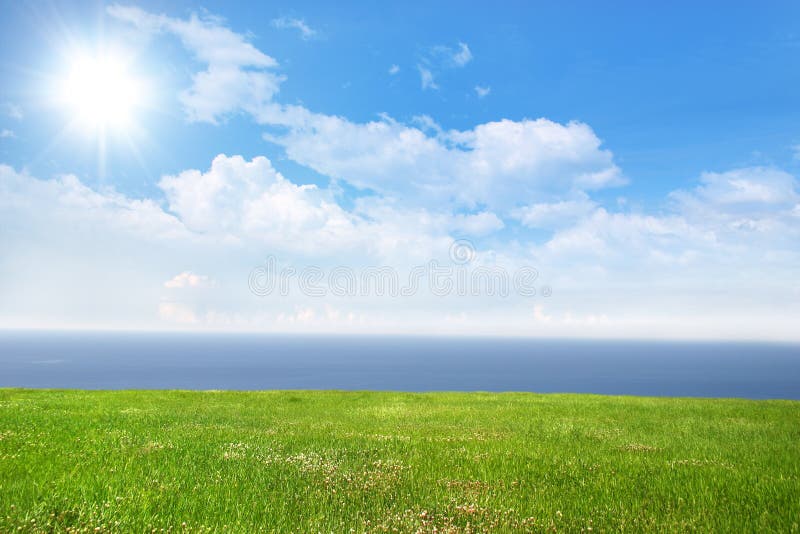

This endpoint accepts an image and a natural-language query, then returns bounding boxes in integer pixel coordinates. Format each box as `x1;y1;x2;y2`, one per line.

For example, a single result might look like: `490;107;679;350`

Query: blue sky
1;1;799;339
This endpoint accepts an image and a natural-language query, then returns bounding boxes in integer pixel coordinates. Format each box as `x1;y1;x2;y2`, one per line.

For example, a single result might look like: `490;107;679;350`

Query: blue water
0;331;798;399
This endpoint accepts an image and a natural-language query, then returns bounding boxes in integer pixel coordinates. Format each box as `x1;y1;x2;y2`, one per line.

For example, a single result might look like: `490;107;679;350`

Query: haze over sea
1;332;798;399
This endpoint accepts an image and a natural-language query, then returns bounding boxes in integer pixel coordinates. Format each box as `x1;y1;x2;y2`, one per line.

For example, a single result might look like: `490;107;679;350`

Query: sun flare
60;53;144;130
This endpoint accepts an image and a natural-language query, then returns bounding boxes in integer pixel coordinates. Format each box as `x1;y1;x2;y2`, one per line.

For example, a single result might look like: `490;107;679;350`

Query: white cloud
430;42;472;68
76;7;800;339
158;154;363;253
388;64;400;75
0;159;516;331
450;211;504;236
2;160;800;339
668;167;799;243
0;164;189;241
0;129;14;139
271;17;317;40
411;114;442;134
418;65;437;90
108;4;284;124
541;208;704;258
512;194;597;229
0;164;196;330
666;166;800;251
414;42;472;91
538;167;800;266
107;6;276;68
474;85;491;98
262;110;624;211
452;42;472;67
164;271;215;289
155;154;471;264
673;167;798;209
112;7;622;213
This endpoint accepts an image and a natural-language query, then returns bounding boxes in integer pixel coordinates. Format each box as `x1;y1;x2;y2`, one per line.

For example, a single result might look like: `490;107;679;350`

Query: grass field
0;389;798;532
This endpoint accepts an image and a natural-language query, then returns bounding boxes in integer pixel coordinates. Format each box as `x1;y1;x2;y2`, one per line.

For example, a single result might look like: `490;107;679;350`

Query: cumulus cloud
271;17;317;40
474;85;491;98
512;194;597;229
157;154;363;253
539;167;800;267
667;166;800;250
671;167;798;212
450;211;504;236
0;129;14;139
108;4;284;123
2;159;800;339
262;110;624;212
541;208;704;259
154;154;477;263
0;159;513;331
388;64;400;75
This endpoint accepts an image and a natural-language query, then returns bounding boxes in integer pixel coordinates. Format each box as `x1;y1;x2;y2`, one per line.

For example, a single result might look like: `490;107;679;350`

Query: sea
1;331;798;399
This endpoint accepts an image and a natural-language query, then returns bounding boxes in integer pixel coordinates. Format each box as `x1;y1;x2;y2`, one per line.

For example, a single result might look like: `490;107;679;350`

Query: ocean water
0;331;798;399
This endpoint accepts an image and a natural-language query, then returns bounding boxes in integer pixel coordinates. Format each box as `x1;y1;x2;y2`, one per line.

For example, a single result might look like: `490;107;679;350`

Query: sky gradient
0;1;799;339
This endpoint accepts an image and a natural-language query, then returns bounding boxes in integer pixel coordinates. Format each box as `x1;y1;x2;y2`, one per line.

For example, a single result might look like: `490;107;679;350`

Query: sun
49;47;151;178
60;53;144;130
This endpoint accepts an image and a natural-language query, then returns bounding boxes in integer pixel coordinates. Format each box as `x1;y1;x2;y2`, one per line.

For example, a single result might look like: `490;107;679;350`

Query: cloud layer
2;6;798;339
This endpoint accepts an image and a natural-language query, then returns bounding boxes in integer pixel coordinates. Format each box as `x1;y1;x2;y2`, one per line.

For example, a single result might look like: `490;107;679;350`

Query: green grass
0;390;798;533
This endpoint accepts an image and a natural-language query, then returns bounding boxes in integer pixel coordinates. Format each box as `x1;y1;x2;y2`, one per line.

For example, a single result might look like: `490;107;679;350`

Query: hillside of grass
1;389;798;532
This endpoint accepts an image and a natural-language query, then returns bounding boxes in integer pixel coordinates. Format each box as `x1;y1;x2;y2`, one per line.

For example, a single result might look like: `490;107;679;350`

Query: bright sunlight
59;53;144;130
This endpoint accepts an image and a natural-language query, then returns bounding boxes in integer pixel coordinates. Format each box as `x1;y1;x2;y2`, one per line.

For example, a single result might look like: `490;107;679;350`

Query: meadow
0;389;798;532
